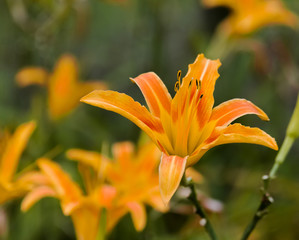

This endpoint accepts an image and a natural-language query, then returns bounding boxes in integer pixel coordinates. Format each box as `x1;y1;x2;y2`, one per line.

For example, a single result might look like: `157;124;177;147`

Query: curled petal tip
21;186;56;212
159;153;188;205
206;124;279;152
271;138;279;151
15;67;48;87
22;120;37;132
127;202;146;231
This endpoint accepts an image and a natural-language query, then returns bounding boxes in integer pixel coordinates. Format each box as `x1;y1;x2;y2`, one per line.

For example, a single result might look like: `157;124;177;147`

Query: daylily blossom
67;141;168;232
0;121;37;204
21;157;116;240
16;54;106;120
104;141;168;231
21;141;168;238
201;0;298;36
81;54;278;204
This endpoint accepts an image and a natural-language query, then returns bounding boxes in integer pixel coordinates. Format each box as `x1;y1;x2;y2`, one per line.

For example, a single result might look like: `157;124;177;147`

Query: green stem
96;208;107;240
240;193;273;240
240;135;295;240
269;136;295;179
182;177;218;240
206;27;231;60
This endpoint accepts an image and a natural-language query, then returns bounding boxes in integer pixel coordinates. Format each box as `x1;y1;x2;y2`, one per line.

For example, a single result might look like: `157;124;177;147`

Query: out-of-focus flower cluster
20;140;168;240
16;54;106;120
0;119;168;239
0;121;39;204
201;0;298;36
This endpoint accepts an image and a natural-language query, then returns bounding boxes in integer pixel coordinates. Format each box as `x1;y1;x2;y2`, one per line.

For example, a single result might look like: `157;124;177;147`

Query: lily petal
49;54;78;95
184;54;221;128
93;185;117;208
81;90;163;140
202;0;298;35
135;142;160;174
66;149;109;176
130;72;172;117
210;98;269;127
204;123;278;150
112;142;134;169
37;158;82;210
159;153;188;204
15;67;48;87
127;201;146;231
106;208;127;232
16;171;49;186
145;188;169;212
0;183;26;204
71;206;100;240
48;54;79;119
21;186;56;212
0;121;36;182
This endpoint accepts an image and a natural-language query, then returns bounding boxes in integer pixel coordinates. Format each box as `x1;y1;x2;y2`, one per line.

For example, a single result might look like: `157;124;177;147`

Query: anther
177;70;182;82
175;70;182;92
196;79;201;89
174;81;180;92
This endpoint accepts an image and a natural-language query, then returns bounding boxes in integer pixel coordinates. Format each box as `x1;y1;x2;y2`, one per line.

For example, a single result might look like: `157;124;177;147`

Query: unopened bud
286;94;299;139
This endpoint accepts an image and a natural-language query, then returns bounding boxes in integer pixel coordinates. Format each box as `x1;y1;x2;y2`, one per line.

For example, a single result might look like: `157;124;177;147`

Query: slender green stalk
269;136;295;179
241;130;297;240
182;177;218;240
206;28;232;60
240;190;273;240
96;208;107;240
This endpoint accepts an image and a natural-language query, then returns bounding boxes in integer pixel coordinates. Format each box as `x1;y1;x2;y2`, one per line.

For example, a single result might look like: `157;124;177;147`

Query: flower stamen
174;70;182;92
196;79;201;90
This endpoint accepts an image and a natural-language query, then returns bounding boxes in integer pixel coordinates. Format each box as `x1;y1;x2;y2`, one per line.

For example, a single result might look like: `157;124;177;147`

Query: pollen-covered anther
195;79;201;90
174;81;180;92
188;78;201;91
174;70;182;92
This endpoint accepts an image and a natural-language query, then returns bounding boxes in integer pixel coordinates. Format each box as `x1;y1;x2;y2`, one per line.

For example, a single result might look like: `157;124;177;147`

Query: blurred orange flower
201;0;298;36
81;54;278;204
16;54;106;120
105;141;167;231
22;140;169;238
67;141;168;232
21;158;116;240
0;121;37;204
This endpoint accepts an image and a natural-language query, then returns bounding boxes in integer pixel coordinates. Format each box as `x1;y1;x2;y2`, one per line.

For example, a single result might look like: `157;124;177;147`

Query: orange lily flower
201;0;298;36
21;157;116;240
0;121;37;204
16;54;106;120
105;141;168;231
67;141;168;232
81;54;278;204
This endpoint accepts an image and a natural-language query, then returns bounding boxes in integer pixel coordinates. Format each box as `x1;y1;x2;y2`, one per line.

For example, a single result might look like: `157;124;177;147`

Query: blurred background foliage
1;0;299;239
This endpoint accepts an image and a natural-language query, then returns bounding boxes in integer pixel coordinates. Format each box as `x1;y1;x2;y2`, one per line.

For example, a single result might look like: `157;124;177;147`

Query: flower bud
287;94;299;139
